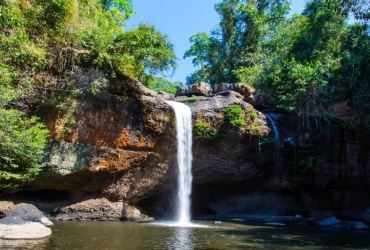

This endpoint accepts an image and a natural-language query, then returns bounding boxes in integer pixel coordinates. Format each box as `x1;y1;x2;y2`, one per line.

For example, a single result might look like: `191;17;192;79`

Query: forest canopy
184;0;370;129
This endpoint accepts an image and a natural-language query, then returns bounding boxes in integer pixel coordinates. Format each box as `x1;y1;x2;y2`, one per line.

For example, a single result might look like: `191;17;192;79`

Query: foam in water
166;101;193;226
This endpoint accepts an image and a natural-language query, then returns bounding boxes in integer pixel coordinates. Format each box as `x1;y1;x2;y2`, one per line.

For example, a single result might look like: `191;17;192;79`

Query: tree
0;109;49;194
113;24;177;85
324;0;370;21
184;0;290;85
146;77;183;94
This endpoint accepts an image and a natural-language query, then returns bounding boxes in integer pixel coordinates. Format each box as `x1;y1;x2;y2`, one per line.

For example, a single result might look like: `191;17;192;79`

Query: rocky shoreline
0;203;53;240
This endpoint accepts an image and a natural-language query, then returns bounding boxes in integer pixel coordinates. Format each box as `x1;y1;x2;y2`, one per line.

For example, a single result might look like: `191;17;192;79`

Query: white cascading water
265;114;281;177
166;101;193;226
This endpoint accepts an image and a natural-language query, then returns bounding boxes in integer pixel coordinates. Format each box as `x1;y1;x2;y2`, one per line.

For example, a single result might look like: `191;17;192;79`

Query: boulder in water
0;216;52;239
5;204;53;227
319;217;341;227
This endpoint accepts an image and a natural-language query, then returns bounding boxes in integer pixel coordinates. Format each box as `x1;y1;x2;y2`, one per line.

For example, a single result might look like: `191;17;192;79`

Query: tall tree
184;0;290;85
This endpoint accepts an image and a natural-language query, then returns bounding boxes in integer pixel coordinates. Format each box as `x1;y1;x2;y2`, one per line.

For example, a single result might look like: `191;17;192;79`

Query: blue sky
126;0;307;84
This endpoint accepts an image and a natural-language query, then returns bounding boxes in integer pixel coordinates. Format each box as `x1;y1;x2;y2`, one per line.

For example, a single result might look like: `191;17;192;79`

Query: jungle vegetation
0;0;178;193
184;0;370;130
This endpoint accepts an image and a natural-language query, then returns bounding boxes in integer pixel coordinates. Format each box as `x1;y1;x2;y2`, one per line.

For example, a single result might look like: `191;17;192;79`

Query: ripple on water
149;221;210;228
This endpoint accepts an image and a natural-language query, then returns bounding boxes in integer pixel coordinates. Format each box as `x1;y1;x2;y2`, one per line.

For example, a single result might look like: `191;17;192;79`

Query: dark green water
1;220;370;249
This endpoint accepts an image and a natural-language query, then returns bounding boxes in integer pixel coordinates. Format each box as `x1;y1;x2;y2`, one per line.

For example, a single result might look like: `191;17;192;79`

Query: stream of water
166;101;193;225
265;114;281;177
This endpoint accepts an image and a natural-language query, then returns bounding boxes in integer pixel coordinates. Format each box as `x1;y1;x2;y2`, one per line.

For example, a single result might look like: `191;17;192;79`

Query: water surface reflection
1;220;370;249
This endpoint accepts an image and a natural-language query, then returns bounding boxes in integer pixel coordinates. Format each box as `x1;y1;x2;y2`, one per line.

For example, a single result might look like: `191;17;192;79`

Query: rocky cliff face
13;70;178;221
13;75;276;221
8;74;370;222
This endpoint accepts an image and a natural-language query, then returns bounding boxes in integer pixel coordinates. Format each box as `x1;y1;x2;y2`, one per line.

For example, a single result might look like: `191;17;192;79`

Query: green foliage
112;24;177;84
182;95;199;103
246;106;258;120
184;0;290;85
297;155;320;173
324;0;370;21
193;122;219;140
185;0;370;133
223;104;245;126
237;1;338;124
259;136;275;146
0;0;176;96
147;77;183;94
0;109;49;194
91;79;109;95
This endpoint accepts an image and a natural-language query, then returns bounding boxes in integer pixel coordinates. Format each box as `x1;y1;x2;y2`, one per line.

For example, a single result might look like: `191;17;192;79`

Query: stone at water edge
319;217;341;227
122;204;154;222
0;216;52;239
5;203;53;227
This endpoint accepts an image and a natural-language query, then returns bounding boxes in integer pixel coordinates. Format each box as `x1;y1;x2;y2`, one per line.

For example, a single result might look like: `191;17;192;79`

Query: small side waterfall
166;101;193;226
265;114;281;177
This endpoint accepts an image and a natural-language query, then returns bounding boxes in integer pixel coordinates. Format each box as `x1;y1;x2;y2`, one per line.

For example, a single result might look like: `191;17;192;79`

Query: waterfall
166;101;193;225
265;114;281;177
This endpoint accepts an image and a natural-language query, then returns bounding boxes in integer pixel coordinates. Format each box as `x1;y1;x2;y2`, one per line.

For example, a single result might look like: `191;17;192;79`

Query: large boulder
5;204;53;227
0;216;51;239
175;86;190;96
319;216;341;227
212;83;233;93
233;83;255;103
0;204;52;239
189;82;211;96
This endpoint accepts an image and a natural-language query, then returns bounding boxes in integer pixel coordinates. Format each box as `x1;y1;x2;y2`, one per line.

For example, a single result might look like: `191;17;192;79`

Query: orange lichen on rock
114;129;130;148
113;130;155;150
137;136;155;149
90;151;152;173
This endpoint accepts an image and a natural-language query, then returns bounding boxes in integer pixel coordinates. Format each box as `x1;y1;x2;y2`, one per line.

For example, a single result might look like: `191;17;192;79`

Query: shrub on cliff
0;109;49;195
223;104;245;126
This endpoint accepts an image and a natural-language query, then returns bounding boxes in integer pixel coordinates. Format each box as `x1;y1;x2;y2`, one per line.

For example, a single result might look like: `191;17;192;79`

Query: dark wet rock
5;204;53;227
340;221;369;230
319;217;341;227
361;207;370;223
335;210;362;222
309;210;334;220
0;216;27;225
